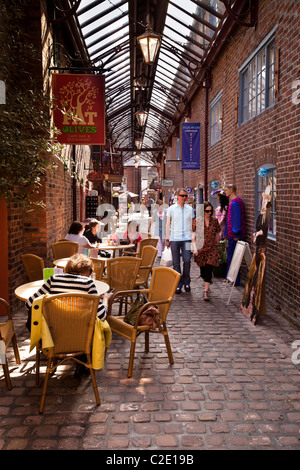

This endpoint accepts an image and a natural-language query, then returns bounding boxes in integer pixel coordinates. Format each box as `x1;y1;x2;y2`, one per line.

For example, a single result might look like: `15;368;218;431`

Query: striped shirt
25;273;107;320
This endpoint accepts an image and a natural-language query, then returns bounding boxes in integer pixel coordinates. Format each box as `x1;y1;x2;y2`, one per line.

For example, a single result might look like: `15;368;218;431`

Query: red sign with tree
52;74;105;145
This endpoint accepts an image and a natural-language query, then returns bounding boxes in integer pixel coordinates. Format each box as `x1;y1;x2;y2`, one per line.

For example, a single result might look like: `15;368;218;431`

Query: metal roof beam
167;12;212;43
190;0;223;19
80;0;128;28
84;13;128;41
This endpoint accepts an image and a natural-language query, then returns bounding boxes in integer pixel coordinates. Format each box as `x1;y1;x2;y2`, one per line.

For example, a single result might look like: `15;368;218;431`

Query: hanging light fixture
137;24;161;64
135;107;148;127
135;138;143;150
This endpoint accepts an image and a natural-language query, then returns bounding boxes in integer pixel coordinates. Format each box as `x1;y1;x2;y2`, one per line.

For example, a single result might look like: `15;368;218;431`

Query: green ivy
0;0;59;208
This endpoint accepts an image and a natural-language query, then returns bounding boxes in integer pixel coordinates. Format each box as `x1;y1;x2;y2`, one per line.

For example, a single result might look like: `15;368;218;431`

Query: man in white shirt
166;188;193;294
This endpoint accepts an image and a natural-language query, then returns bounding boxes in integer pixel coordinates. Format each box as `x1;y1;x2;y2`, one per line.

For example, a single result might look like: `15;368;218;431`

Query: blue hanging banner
181;122;200;170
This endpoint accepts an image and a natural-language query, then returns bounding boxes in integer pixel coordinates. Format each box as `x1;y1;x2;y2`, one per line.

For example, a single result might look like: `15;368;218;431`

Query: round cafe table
53;256;109;269
14;279;110;302
52;257;70;269
97;242;135;257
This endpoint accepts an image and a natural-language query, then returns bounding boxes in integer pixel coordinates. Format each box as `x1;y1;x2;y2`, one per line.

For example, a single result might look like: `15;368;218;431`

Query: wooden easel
226;241;253;305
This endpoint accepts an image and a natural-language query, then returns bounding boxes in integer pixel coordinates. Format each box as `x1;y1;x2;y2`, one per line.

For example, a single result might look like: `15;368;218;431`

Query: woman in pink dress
213;189;229;239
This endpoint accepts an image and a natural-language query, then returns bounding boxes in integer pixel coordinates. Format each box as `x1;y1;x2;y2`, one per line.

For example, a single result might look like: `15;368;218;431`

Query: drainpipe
204;86;209;201
72;145;77;220
203;70;211;201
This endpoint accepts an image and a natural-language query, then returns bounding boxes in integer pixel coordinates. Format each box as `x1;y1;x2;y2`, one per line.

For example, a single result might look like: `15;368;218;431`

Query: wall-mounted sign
162;179;174;187
52;74;105;145
182;122;200;170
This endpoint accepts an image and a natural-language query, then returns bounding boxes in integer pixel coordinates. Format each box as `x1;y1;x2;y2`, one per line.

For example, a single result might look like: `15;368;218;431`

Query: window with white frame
239;29;276;124
255;164;277;240
210;91;222;146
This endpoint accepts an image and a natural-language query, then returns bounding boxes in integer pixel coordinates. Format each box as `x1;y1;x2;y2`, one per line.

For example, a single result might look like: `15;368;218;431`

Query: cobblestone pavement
1;260;300;452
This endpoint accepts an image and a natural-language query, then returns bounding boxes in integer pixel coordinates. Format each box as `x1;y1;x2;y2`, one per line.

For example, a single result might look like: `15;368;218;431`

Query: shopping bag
160;247;173;267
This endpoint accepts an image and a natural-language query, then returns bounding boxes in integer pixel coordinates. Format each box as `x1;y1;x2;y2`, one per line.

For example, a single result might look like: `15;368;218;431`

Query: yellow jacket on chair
30;296;111;370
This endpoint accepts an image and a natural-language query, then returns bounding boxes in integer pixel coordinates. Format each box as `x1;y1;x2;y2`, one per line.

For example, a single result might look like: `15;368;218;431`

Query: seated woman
25;253;111;331
84;219;102;244
65;221;99;252
123;220;142;253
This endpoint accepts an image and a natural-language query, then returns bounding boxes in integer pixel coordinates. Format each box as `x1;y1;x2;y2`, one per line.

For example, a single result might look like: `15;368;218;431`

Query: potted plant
213;239;227;277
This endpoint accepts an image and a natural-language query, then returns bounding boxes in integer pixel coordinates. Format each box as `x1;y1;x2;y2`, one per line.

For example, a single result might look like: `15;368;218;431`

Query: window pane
239;36;275;124
256;166;276;238
268;42;275;106
210;94;222;145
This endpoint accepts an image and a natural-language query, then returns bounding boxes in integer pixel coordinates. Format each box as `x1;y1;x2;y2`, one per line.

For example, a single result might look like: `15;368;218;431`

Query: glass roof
76;0;226;166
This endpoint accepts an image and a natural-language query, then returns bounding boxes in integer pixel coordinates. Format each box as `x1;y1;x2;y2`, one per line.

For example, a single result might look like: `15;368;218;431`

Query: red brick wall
5;1;95;312
8;152;89;312
164;0;300;325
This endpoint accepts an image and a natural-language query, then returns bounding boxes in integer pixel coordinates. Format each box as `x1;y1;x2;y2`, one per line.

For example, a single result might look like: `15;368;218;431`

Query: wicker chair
104;256;141;315
36;293;101;413
107;267;180;377
21;254;44;281
91;258;105;281
0;299;21;389
135;245;158;289
122;237;158;257
51;241;79;260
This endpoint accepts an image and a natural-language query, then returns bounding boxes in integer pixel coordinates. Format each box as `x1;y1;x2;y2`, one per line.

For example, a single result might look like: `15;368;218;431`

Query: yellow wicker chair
91;258;105;281
107;267;180;377
21;254;44;281
104;256;141;315
36;293;101;413
122;237;158;257
0;299;21;390
135;245;158;289
51;241;79;260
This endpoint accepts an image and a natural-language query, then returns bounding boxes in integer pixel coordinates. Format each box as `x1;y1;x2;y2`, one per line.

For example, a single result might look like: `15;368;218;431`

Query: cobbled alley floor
1;260;300;452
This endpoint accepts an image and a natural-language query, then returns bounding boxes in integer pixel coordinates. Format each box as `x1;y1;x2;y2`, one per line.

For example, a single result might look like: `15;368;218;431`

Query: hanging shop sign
52;74;105;145
104;174;123;183
181;122;200;170
87;172;104;182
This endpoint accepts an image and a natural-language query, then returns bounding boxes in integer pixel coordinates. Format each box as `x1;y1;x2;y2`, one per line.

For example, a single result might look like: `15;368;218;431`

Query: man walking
224;184;246;285
166;188;193;294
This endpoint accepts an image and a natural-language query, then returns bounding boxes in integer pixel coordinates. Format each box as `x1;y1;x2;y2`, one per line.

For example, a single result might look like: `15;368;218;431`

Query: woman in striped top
25;253;110;331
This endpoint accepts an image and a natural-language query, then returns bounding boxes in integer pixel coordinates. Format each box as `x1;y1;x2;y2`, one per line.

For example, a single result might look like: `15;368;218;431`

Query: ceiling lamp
135;138;142;150
134;161;139;168
135;108;148;127
137;24;161;64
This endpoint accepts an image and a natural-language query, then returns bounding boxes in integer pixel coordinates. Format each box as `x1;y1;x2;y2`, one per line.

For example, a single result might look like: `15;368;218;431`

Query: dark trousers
200;264;214;284
170;240;191;288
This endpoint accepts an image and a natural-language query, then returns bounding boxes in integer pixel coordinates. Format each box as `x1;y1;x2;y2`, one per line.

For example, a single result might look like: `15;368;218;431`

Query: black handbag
98;250;111;258
120;239;130;245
